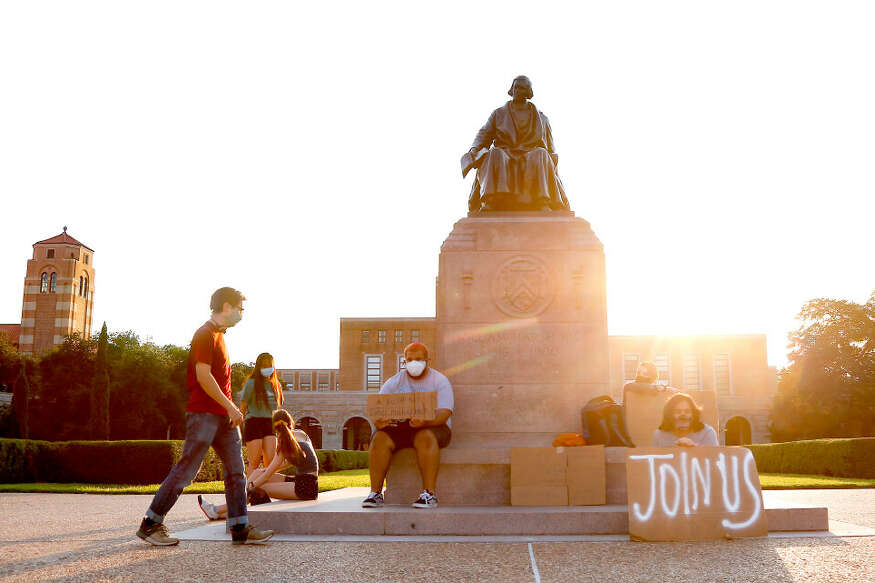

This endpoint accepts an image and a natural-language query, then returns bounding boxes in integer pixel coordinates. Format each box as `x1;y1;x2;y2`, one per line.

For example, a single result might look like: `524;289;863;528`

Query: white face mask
260;367;274;377
405;360;427;377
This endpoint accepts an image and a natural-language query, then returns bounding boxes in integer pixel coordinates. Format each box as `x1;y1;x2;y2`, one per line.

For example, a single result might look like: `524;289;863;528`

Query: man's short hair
637;361;659;383
658;393;705;433
210;287;246;313
404;342;429;359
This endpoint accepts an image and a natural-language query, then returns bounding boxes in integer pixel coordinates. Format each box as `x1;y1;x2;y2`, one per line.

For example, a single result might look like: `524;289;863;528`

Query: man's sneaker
197;495;220;521
231;524;275;545
361;491;384;508
412;490;438;509
136;519;179;546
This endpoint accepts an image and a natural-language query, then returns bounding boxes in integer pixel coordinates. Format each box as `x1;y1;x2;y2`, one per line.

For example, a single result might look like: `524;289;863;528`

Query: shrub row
746;438;875;478
0;438;369;484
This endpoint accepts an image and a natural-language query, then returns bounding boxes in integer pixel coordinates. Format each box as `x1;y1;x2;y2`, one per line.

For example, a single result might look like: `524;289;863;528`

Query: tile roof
33;227;93;252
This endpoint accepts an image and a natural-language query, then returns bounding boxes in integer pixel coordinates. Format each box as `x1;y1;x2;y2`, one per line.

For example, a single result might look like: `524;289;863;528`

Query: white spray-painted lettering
659;462;681;517
680;451;690;515
629;449;762;530
629;454;675;521
689;456;711;511
721;450;762;530
716;453;741;512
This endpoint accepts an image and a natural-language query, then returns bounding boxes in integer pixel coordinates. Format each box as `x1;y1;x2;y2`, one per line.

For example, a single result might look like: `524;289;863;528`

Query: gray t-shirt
291;429;319;475
652;424;719;447
379;368;454;427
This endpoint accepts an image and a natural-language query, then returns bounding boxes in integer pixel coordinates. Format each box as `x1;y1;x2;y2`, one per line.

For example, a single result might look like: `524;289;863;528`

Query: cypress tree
90;322;110;440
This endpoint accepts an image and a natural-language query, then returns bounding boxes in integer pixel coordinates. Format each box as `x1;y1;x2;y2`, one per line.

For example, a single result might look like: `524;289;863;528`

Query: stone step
249;487;830;536
384;446;630;505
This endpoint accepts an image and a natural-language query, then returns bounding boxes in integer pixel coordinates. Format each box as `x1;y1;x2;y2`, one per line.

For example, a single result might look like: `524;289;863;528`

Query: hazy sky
1;1;872;369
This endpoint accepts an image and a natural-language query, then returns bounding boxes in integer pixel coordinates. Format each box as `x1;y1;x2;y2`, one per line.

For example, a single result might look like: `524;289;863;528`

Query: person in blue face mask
238;352;285;480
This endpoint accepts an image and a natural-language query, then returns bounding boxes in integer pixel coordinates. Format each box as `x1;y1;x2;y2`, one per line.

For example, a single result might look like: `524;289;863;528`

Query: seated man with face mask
362;342;454;509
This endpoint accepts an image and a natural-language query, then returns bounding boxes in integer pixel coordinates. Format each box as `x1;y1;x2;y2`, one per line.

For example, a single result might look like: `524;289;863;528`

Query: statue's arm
544;114;559;166
469;110;497;154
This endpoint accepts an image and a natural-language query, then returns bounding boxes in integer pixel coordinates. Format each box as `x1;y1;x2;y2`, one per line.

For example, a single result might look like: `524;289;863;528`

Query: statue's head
507;75;534;100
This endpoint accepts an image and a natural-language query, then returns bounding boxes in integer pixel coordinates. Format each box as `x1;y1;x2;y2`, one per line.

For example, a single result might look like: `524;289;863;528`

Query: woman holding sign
652;393;719;447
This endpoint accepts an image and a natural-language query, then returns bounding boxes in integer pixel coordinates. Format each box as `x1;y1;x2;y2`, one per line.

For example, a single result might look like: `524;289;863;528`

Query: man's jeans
146;412;248;527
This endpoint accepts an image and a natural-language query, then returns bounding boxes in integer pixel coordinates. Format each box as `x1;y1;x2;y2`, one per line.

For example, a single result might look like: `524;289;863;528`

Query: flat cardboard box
567;445;606;506
511;486;569;507
624;389;719;447
510;447;567;487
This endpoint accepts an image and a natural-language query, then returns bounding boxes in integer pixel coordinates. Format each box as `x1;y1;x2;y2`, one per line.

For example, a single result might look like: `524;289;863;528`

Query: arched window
79;276;83;296
49;273;57;293
40;273;48;293
83;277;88;299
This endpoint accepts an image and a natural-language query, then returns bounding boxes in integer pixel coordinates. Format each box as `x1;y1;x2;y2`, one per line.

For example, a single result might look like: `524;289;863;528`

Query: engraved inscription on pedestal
491;255;554;318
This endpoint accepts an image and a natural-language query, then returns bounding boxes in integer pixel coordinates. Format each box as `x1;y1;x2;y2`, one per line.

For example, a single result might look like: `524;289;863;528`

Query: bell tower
19;227;95;356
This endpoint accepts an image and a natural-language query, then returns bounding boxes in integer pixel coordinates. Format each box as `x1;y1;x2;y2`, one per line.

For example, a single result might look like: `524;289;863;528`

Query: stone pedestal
386;212;610;505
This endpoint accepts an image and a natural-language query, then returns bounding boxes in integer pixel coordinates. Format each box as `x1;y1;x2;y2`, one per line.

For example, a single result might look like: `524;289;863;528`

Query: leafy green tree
231;361;254;404
90;323;110;440
105;331;187;440
11;360;35;438
30;334;97;440
769;292;875;441
0;332;19;390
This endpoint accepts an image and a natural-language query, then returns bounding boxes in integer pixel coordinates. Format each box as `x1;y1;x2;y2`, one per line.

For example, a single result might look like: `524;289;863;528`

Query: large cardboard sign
625;447;768;541
366;391;436;420
567;445;606;506
624;389;719;448
510;446;606;506
510;447;567;506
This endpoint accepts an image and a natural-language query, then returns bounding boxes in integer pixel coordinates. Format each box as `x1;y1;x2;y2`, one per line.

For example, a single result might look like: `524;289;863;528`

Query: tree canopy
769;292;874;441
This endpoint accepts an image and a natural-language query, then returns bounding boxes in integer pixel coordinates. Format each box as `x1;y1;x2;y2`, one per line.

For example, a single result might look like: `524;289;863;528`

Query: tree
30;334;96;440
769;292;875;441
90;322;110;440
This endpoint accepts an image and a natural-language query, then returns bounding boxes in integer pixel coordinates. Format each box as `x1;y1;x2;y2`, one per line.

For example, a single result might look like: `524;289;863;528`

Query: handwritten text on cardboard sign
625;447;767;541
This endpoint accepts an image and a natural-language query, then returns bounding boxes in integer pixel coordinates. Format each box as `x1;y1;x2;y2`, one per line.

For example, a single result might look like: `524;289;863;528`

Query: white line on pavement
528;542;541;583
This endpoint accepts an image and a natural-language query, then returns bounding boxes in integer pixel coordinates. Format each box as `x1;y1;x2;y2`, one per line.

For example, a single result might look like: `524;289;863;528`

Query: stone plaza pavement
1;490;873;583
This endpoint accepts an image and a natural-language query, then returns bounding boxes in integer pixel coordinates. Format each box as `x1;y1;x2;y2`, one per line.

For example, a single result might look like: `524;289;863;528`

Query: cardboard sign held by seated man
366;391;437;421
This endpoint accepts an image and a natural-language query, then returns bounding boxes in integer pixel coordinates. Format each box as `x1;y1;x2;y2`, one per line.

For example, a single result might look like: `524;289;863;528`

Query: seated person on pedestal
362;342;454;509
462;75;570;212
653;393;719;447
622;362;676;403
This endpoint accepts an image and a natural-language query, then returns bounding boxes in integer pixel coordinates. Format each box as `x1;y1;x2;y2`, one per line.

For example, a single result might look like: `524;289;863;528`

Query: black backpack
581;395;635;447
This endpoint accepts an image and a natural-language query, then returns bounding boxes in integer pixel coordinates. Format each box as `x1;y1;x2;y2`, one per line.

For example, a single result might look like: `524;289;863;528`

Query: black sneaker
361;491;384;508
230;524;274;545
136;519;179;546
412;490;438;509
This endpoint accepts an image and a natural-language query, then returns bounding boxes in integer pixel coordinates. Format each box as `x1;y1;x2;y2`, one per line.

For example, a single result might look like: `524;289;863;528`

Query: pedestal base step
248;487;829;536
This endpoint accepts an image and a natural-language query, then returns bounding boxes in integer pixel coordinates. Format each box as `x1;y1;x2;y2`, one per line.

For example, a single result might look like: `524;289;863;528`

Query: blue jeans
146;412;248;527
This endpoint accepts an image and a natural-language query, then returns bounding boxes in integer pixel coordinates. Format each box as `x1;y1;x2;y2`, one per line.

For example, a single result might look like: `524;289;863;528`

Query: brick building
281;316;777;448
18;228;95;356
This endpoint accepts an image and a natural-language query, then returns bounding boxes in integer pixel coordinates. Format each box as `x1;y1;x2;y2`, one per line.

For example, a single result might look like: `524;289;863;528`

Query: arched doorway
342;417;372;450
725;416;752;445
296;416;323;449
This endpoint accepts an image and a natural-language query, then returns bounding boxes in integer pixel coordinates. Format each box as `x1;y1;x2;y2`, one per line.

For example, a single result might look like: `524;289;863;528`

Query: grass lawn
0;469;371;494
758;473;875;489
2;469;872;494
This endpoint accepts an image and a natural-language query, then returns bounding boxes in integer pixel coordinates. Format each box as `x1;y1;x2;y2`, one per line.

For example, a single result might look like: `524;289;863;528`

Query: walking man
136;287;273;545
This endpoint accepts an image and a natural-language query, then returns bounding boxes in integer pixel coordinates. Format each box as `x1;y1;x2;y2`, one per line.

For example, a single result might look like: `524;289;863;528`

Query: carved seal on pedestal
492;255;554;317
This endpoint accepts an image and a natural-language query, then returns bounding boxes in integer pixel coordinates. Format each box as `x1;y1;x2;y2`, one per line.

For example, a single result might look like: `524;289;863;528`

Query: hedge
0;438;369;484
745;438;875;478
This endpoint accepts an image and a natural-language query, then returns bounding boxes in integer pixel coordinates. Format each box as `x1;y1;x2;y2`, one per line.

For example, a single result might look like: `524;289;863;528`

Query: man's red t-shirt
186;319;232;416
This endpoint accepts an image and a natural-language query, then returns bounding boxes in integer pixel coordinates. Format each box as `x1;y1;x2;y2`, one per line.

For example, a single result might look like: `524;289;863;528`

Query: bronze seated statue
462;75;571;213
